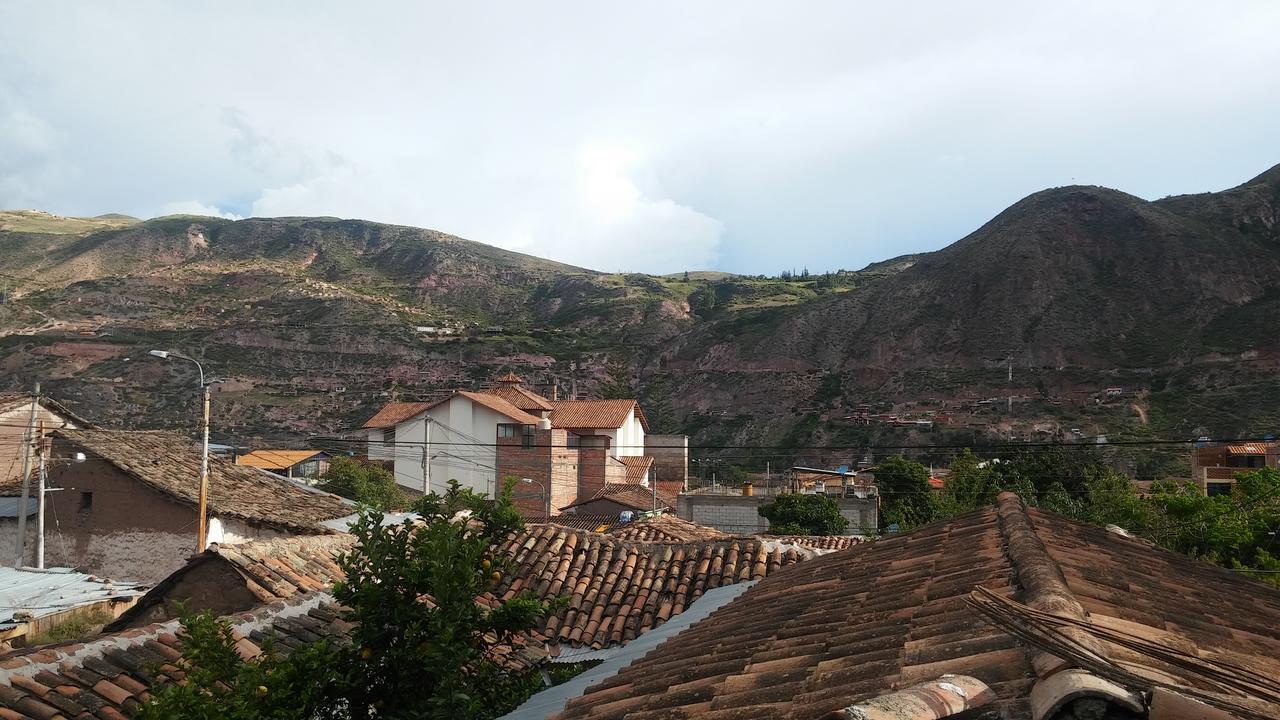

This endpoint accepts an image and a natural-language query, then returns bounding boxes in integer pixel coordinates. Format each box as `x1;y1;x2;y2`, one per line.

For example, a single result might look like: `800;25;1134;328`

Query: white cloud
156;201;243;221
1;1;1278;273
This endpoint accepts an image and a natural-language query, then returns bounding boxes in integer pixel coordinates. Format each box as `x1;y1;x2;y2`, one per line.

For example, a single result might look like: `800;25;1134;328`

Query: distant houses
362;373;688;518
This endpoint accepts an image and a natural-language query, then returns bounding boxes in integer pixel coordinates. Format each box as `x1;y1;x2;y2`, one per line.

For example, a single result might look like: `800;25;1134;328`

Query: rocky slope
1;165;1278;468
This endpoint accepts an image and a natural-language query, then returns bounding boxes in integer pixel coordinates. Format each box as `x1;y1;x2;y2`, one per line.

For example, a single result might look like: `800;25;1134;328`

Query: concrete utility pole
35;424;46;570
422;418;432;494
14;382;39;568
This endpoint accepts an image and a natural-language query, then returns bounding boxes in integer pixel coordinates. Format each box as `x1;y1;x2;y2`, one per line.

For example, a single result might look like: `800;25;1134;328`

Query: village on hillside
1;371;1278;719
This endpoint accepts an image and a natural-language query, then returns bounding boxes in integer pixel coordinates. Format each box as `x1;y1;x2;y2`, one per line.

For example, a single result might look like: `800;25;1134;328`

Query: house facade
362;374;686;518
0;429;353;584
1190;440;1279;495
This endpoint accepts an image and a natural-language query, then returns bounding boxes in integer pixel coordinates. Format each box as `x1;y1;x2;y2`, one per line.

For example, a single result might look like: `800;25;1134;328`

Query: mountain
1;165;1278;472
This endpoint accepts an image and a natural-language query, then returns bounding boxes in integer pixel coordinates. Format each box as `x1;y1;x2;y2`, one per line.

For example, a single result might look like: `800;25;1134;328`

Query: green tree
758;493;849;535
934;449;996;517
140;480;560;719
333;479;558;717
320;456;407;511
874;456;935;530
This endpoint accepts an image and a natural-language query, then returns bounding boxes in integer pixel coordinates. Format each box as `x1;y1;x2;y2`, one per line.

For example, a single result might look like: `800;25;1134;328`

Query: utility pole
198;382;210;553
35;423;46;570
421;418;432;495
14;382;39;568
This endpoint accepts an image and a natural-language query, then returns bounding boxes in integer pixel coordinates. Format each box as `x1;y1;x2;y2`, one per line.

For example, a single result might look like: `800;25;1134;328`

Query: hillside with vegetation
1;164;1278;476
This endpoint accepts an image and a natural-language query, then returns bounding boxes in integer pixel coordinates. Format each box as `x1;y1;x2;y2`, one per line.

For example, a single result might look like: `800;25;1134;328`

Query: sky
2;2;1279;275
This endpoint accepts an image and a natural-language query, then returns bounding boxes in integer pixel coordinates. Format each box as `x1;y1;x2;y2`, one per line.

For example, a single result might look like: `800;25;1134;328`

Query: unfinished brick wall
496;428;579;517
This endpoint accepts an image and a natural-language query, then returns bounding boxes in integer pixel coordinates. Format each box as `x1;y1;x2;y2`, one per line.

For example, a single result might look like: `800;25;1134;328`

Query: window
383;427;396;446
79;492;93;511
498;424;519;438
522;425;535;448
1207;482;1232;497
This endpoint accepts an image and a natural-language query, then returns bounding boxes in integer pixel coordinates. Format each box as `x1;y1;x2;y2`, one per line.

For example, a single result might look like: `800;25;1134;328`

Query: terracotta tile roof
484;384;554;412
109;535;356;629
1226;442;1271;455
56;429;353;533
454;391;543;424
498;524;807;650
543;513;623;533
495;372;525;383
363;391;542;430
555;493;1280;719
610;514;731;543
618;455;654;484
760;534;865;551
563;483;676;512
361;401;431;428
234;449;327;470
111;523;796;654
549;399;649;432
0;594;547;718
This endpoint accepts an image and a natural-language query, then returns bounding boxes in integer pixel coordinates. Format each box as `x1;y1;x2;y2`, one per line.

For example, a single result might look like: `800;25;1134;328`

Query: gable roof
498;524;806;650
0;394;93;428
483;384;555;412
361;401;431;428
56;429;353;533
362;391;542;430
609;514;731;543
454;390;543;424
234;449;328;470
555;493;1280;719
563;483;676;512
549;400;649;433
618;455;654;484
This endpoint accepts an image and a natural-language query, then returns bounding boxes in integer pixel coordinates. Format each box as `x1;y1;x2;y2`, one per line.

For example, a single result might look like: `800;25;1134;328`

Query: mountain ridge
2;164;1279;469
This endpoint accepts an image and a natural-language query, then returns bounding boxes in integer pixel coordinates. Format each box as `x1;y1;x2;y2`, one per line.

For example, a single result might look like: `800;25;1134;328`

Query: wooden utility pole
13;382;39;568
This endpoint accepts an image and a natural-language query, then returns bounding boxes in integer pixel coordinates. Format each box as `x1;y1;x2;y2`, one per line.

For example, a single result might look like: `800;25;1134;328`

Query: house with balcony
361;373;688;516
1189;440;1279;495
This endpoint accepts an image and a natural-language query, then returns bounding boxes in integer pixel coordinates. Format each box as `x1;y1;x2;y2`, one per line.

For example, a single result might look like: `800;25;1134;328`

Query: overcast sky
2;2;1278;274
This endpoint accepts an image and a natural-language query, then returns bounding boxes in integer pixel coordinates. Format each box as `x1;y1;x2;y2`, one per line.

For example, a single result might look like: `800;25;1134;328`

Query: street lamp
521;477;550;519
150;349;212;553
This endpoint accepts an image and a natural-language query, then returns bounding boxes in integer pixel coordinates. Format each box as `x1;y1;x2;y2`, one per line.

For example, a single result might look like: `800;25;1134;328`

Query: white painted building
362;380;652;498
364;391;542;497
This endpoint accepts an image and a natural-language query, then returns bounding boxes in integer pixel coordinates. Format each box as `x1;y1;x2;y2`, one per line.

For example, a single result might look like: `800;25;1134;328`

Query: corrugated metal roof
0;497;36;518
235;449;326;469
0;567;145;630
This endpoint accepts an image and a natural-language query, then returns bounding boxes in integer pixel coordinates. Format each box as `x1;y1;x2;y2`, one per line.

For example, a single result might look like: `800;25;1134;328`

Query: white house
363;390;543;497
361;375;652;498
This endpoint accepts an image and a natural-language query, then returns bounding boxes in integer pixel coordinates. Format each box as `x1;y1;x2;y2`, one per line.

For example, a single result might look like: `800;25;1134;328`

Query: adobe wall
0;456;296;584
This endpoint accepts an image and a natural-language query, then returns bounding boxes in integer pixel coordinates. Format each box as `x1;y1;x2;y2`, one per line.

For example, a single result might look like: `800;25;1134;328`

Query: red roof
361;401;431;429
484;384;554;412
619;455;654;484
565;482;676;512
362;391;541;429
550;399;649;432
1226;442;1272;455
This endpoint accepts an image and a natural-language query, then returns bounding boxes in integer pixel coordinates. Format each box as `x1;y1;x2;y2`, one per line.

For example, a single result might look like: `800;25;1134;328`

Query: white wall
385;397;505;498
611;408;646;458
365;428;391;461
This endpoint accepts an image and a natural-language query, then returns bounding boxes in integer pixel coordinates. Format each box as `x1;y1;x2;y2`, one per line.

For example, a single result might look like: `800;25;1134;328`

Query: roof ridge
995;492;1145;716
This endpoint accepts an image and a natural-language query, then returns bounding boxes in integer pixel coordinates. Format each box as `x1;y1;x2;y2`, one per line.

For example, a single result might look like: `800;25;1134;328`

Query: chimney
550;383;559;401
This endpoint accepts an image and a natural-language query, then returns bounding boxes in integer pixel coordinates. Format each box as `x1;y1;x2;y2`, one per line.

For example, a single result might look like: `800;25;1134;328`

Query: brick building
1190;440;1279;495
